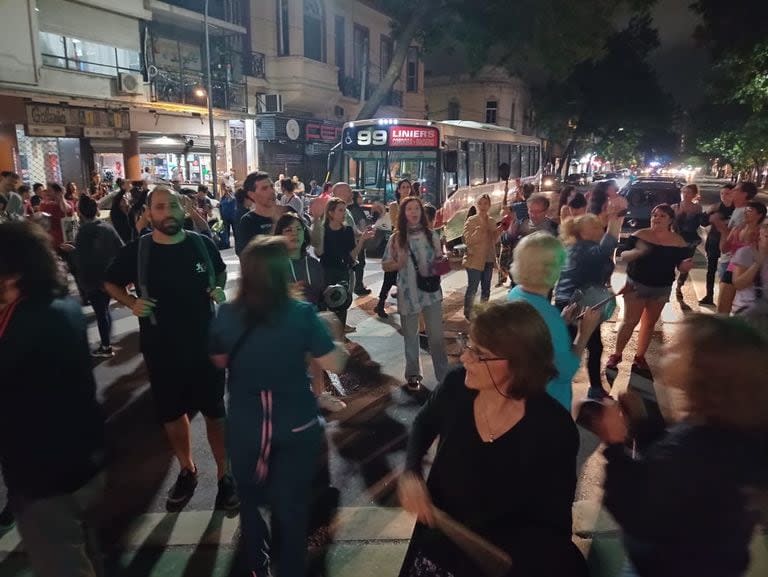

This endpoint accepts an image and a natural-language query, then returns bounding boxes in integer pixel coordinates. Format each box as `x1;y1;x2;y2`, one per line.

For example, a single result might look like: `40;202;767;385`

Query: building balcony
151;68;247;114
147;0;246;34
339;76;403;107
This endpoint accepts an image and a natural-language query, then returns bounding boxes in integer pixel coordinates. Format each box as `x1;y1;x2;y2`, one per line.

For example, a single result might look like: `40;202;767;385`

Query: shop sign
305;122;342;143
27;124;66;137
26;103;131;139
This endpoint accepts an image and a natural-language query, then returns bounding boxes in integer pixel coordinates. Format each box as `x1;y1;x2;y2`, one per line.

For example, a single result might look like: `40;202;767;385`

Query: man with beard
105;186;238;511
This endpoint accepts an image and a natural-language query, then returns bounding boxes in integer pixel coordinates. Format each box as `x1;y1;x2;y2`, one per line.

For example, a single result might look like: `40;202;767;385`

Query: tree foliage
690;0;768;177
533;14;676;173
359;0;656;119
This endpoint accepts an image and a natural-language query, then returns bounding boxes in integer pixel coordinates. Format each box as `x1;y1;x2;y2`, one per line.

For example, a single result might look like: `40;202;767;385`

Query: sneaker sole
167;486;198;505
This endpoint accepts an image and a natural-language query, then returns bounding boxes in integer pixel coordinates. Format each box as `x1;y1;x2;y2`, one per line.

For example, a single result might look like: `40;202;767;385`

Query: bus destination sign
343;125;439;149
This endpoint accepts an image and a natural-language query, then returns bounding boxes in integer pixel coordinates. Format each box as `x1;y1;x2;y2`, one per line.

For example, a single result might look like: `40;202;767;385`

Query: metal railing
245;51;266;79
151;68;247;113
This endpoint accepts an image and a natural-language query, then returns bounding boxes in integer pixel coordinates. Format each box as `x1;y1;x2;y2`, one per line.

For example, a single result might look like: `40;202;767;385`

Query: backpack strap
136;233;157;326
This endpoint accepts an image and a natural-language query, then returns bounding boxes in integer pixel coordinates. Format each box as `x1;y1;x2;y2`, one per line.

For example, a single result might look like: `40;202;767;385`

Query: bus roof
342;118;540;145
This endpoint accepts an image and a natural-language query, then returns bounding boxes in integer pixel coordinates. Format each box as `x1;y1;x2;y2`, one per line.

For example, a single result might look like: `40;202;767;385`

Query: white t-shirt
281;194;303;215
730;245;768;312
719;206;747;264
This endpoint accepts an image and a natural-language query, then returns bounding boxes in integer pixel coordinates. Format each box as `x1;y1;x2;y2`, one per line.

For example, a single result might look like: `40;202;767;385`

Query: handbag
432;256;451;276
409;246;441;293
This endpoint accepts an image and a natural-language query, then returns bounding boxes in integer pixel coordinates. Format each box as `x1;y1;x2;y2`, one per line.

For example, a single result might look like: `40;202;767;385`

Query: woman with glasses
398;301;588;577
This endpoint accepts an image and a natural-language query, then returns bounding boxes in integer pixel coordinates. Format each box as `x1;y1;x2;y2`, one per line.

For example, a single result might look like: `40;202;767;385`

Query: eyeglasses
457;334;505;363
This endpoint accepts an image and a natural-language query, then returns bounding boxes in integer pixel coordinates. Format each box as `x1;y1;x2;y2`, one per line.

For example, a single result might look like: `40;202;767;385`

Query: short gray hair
511;231;565;289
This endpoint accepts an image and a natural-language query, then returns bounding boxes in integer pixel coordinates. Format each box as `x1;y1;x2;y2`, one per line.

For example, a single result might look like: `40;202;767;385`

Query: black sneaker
91;346;114;358
167;467;198;506
404;376;423;392
0;503;14;532
215;474;240;511
698;296;715;306
354;287;372;296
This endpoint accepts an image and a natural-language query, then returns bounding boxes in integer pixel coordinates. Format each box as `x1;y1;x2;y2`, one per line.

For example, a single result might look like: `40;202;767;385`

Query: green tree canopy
357;0;656;119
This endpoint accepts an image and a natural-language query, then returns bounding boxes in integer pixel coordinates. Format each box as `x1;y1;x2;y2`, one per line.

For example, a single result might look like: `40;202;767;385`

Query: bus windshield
342;150;439;205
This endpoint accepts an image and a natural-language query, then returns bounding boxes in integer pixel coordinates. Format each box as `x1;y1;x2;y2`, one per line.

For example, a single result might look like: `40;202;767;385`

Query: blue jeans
464;263;494;317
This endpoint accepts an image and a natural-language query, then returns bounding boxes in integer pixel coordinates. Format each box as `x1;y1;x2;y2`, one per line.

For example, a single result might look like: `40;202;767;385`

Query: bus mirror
444;151;458;173
499;162;511;181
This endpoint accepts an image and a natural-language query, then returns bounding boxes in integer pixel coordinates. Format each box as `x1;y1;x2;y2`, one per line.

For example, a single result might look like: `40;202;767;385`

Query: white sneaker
317;391;347;413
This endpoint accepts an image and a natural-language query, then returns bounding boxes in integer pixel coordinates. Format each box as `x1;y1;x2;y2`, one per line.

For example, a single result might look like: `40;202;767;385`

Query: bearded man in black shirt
105;186;238;511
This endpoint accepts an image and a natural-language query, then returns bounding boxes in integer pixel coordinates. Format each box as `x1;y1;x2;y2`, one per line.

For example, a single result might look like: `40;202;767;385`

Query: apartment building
249;0;426;182
0;0;425;188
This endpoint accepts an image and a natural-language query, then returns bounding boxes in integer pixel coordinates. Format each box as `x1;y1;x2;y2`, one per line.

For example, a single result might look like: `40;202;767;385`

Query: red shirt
40;199;74;248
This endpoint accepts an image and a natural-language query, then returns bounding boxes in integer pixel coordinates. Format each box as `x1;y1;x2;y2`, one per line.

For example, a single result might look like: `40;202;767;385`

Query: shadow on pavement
114;513;179;577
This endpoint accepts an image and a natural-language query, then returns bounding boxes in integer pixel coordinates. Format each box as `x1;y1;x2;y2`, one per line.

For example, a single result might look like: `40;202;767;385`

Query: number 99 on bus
357;129;387;146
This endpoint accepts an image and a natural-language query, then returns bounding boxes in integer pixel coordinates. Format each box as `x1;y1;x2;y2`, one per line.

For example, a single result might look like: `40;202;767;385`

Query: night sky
648;0;710;108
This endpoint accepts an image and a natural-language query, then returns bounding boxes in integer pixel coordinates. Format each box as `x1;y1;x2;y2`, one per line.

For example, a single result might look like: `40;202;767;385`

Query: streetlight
202;0;218;196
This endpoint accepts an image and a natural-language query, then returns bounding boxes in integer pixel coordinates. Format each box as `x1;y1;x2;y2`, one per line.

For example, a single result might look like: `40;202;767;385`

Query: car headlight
543;178;554;187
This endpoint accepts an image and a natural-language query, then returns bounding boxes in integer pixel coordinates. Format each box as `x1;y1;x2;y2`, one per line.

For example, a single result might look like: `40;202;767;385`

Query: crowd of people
1;167;767;577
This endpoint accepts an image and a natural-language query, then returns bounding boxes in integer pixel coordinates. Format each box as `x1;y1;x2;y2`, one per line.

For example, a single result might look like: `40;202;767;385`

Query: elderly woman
595;314;768;577
508;232;601;410
398;301;588;577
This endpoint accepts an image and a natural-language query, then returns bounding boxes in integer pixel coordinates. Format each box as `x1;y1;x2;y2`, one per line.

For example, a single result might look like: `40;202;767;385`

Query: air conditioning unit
118;72;143;95
257;93;283;113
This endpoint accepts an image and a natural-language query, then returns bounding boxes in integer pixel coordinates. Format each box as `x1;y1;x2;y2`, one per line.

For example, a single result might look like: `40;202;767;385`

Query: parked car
564;172;591;186
619;179;683;229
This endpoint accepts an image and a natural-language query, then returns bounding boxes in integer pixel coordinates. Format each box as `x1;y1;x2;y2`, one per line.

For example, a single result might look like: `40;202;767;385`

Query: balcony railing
152;68;247;113
245;51;266;79
160;0;244;26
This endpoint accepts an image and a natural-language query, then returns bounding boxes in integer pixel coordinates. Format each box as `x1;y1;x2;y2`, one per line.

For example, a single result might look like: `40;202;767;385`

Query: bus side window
510;145;521;178
468;141;484;186
521;145;531;177
457;142;468;189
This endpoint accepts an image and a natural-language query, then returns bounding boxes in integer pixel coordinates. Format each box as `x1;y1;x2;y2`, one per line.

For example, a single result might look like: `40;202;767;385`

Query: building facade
0;0;425;190
424;66;533;135
248;0;426;183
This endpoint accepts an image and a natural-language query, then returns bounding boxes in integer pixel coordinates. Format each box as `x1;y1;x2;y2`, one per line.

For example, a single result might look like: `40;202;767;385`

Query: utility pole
204;0;218;195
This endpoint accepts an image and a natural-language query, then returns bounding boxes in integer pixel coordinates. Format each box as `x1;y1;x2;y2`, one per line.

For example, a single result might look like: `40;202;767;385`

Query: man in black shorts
105;186;238;510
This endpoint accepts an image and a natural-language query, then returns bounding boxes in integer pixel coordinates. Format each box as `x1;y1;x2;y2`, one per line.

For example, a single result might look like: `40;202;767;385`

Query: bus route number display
343;125;439;149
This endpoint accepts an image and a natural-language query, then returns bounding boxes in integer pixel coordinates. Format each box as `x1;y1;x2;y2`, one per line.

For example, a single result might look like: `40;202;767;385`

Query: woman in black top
319;197;370;328
595;314;768;577
672;184;703;300
699;184;735;305
606;204;692;373
110;190;133;244
398;301;587;577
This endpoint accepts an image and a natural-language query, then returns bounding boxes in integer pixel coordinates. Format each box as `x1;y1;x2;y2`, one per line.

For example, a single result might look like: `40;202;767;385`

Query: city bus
328;118;542;244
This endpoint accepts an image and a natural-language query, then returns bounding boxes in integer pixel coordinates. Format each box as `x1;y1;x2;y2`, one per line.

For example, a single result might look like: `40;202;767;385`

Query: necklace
480;398;496;443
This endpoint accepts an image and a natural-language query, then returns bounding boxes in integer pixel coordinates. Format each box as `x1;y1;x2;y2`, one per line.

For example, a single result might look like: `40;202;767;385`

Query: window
498;144;510;171
468;141;484;186
532;146;540;174
447;99;460;120
521;145;531;177
39;31;140;77
510;145;521;178
353;24;369;87
406;46;419;92
485;100;498;125
485;143;498;183
303;0;324;62
380;35;393;81
510;101;516;130
335;16;345;76
457;142;468;189
277;0;290;56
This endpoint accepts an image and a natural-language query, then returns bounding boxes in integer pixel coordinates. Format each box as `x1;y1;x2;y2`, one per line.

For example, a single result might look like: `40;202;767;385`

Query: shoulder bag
408;237;441;293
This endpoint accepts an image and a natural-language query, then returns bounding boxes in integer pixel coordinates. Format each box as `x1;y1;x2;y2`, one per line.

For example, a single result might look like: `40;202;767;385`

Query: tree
534;14;676;175
690;0;768;183
357;0;656;119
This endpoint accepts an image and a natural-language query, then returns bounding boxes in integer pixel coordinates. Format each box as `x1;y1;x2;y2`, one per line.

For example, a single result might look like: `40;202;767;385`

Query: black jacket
0;298;105;500
604;422;768;577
